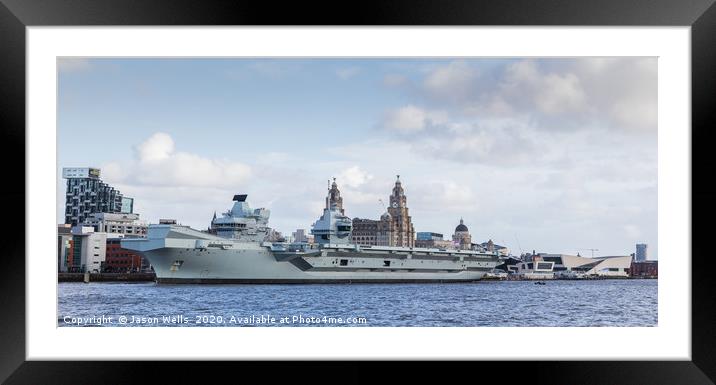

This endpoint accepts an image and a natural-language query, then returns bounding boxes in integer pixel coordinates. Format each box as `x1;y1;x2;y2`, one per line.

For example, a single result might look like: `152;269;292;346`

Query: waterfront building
417;232;442;241
351;218;382;246
81;212;151;272
636;243;648;262
476;240;510;256
350;176;416;247
511;255;556;279
266;228;286;242
415;232;455;249
69;226;107;273
57;224;72;272
326;178;344;215
452;218;472;250
105;237;146;272
82;212;148;237
538;253;633;278
62;167;132;226
631;260;658;277
496;255;522;273
292;229;308;243
386;176;415;247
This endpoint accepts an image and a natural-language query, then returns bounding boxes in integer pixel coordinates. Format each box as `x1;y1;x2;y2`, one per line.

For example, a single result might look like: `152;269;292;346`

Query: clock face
392;202;398;208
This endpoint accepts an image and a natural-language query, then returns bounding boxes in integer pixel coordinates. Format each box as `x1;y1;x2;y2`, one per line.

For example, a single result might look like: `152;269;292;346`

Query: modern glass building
62;167;132;226
635;243;648;262
416;232;444;241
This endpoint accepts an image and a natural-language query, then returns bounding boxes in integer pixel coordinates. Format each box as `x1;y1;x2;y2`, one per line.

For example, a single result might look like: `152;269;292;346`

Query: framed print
2;0;716;383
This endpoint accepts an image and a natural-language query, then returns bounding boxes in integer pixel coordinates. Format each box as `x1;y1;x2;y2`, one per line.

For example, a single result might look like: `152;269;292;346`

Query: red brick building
630;261;658;277
104;238;145;272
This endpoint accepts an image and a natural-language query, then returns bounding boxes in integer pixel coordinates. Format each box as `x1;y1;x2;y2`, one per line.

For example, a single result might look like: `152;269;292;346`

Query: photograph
2;0;713;380
56;57;658;328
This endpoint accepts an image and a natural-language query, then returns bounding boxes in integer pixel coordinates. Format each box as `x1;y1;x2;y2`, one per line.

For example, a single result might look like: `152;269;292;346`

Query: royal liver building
351;175;415;247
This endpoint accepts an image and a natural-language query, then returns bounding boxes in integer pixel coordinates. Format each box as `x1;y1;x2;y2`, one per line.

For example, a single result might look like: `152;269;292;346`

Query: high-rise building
57;224;73;272
69;226;107;273
292;229;308;243
62;167;132;226
350;176;415;247
452;218;472;250
326;178;344;215
386;175;415;247
636;243;648;262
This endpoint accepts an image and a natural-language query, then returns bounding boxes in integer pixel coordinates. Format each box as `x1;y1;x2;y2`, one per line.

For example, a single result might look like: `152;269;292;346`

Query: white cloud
568;57;657;132
405;58;655;133
420;180;476;211
423;60;477;101
338;166;373;188
380;58;656;169
383;105;428;133
135;132;174;162
105;132;251;189
336;66;361;79
499;60;587;116
536;73;587;115
382;105;447;134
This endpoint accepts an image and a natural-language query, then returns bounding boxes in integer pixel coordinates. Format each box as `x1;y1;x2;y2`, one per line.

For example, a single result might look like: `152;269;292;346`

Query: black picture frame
1;0;715;383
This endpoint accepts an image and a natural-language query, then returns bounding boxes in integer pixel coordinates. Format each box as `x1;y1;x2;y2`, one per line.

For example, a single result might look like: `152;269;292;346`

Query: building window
537;262;552;270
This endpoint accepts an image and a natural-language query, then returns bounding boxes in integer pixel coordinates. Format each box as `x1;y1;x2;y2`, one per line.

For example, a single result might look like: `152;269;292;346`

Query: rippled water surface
58;279;657;327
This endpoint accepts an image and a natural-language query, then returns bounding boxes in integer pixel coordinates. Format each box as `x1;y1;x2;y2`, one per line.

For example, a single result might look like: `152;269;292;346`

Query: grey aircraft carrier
122;181;501;283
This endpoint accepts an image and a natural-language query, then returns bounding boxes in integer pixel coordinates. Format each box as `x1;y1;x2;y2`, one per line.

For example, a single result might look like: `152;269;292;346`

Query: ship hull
155;278;486;284
122;225;499;284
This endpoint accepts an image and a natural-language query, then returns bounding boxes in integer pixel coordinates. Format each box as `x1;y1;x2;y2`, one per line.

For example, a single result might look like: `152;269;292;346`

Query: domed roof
455;218;468;233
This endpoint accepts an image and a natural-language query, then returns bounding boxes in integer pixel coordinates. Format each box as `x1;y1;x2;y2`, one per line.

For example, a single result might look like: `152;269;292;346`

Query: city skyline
58;57;657;258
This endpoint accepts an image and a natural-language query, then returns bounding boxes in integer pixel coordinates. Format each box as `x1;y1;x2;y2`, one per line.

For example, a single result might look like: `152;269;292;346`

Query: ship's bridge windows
214;223;246;229
337;225;351;231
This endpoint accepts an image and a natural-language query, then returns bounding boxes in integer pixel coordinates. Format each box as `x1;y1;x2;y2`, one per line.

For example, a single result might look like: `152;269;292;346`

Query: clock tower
386;175;415;247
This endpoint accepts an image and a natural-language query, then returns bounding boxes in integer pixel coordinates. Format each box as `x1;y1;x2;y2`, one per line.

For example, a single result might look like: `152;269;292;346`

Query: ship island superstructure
121;180;501;283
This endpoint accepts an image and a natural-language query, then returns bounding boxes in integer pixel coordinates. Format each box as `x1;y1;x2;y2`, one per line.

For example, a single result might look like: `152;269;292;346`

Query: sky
57;57;657;259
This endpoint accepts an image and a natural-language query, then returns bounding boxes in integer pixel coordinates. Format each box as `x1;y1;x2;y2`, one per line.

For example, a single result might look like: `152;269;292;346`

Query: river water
58;279;657;327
